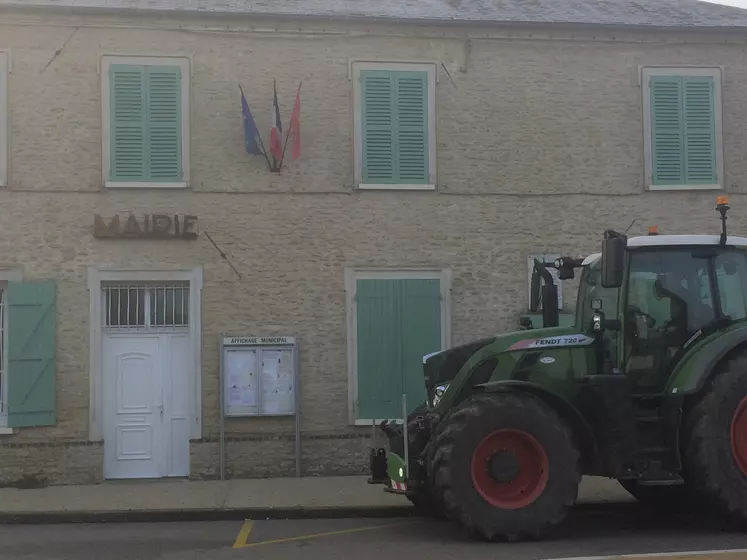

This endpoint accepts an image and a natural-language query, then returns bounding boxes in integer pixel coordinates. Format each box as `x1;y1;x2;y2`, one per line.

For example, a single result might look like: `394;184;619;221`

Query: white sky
701;0;747;7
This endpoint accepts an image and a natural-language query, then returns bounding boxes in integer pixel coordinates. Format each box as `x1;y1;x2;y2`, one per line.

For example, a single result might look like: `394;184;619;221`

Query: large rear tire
428;392;580;541
683;353;747;524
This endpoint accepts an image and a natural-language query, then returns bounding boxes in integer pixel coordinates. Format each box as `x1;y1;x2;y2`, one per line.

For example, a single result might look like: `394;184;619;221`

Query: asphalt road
2;504;747;560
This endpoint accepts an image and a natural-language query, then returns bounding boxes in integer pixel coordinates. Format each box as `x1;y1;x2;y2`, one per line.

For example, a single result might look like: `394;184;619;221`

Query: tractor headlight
398;467;404;478
432;383;449;407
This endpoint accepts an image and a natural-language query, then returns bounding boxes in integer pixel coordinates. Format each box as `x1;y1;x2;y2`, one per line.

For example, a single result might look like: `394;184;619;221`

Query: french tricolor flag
270;79;283;161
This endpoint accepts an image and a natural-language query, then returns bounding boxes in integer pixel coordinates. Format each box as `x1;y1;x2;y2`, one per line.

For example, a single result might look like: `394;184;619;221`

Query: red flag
269;79;283;160
288;86;301;161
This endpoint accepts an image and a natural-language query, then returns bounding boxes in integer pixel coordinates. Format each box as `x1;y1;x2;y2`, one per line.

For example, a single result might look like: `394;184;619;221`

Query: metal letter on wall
93;213;198;239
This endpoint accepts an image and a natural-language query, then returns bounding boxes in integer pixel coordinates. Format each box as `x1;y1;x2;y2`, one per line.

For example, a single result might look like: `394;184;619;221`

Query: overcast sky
702;0;747;7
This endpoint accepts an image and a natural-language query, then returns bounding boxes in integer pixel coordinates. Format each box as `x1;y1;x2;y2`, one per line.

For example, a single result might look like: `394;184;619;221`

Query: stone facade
0;7;746;485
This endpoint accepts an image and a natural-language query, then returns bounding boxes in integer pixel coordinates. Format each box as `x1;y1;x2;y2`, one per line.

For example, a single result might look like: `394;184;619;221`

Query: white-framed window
352;62;437;190
642;67;724;191
344;268;451;425
0;50;8;187
100;55;190;189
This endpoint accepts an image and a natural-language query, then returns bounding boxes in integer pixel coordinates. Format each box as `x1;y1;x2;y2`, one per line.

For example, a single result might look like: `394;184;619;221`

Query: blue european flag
240;86;263;156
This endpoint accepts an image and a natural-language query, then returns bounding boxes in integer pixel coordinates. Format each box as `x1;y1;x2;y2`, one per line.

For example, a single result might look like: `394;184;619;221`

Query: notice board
220;336;297;417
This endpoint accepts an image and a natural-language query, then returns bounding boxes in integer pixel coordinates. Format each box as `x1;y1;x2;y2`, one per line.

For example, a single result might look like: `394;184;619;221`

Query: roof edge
2;3;747;33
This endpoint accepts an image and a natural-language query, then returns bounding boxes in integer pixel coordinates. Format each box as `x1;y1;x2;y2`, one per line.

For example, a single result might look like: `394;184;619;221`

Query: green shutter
361;70;429;185
110;64;182;183
6;281;56;428
683;76;716;184
395;73;429;183
650;76;684;185
356;279;441;420
650;75;717;186
357;280;401;420
110;65;147;181
146;66;182;181
362;71;395;183
399;280;440;410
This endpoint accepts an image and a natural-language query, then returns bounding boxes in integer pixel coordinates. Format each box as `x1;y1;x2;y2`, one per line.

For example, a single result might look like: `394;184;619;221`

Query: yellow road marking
232;519;254;549
236;521;410;549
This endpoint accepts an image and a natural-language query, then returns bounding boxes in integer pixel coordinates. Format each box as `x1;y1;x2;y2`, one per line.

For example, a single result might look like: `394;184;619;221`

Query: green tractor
369;197;747;540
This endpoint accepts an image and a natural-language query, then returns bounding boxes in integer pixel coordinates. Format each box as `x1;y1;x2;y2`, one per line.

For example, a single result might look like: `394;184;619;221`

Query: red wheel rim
470;429;549;510
731;396;747;477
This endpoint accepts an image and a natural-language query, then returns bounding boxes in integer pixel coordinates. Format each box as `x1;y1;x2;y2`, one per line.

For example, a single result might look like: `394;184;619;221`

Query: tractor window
715;251;747;321
577;258;619;368
625;250;715;394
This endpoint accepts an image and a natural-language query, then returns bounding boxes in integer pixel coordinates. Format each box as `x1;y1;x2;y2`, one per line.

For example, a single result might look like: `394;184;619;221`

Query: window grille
103;283;189;328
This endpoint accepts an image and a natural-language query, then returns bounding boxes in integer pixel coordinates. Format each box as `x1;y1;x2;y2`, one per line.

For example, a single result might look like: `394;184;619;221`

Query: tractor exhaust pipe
530;259;560;328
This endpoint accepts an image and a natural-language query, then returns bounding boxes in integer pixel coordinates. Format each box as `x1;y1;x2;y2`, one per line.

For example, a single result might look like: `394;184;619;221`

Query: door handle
158;404;163;417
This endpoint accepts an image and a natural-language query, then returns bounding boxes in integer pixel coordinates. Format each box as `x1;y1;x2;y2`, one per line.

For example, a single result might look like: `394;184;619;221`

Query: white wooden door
103;334;192;479
164;333;191;477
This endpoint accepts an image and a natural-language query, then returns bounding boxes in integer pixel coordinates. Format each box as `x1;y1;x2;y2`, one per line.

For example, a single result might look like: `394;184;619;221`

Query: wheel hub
487;451;520;483
731;396;747;477
470;428;549;510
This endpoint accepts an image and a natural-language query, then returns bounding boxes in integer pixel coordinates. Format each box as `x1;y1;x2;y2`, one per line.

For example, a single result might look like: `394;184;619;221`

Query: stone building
0;0;746;485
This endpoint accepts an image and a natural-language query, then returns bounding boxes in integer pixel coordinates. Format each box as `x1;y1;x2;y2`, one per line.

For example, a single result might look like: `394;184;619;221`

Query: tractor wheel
428;392;581;541
683;353;747;524
617;479;698;512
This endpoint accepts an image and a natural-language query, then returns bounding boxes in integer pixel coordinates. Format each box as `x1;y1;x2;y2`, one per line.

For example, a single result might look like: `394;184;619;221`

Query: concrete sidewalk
0;475;634;523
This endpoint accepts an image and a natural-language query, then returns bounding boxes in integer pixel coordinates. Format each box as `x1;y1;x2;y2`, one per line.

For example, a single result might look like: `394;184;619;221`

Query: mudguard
475;379;600;471
667;323;747;396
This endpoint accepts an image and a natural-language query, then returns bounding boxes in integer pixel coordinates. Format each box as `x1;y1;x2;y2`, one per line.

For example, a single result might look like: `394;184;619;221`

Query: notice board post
219;335;300;480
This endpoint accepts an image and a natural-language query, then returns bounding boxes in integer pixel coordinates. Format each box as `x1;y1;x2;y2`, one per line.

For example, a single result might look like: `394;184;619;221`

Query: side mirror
529;268;541;312
557;267;575;280
601;230;626;288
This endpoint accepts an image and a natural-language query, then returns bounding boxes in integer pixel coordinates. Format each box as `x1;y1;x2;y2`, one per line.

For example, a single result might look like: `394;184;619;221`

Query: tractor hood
423;326;587;400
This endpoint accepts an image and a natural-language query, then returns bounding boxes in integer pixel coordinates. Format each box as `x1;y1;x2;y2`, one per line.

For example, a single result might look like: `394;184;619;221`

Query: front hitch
368;420;406;485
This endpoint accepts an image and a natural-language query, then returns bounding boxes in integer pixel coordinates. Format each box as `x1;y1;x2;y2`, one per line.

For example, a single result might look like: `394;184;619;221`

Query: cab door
622;249;715;395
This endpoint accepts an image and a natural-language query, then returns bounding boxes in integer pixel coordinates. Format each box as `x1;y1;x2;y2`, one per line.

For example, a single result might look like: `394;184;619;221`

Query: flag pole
271;78;280;172
238;83;273;172
278;80;302;171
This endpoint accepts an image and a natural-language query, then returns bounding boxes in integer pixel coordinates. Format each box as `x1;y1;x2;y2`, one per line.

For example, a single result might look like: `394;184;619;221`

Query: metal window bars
103;283;189;329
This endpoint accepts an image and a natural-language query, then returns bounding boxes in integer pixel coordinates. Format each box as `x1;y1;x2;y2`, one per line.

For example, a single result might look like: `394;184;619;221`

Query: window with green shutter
6;280;56;428
109;63;183;184
355;278;442;420
359;68;431;186
647;71;721;188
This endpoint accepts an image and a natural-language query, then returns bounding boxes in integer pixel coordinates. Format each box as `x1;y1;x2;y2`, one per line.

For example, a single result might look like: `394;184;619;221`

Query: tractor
368;197;747;541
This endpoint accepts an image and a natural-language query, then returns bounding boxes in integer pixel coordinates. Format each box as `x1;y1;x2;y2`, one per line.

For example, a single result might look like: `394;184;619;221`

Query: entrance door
101;283;193;479
103;335;162;479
